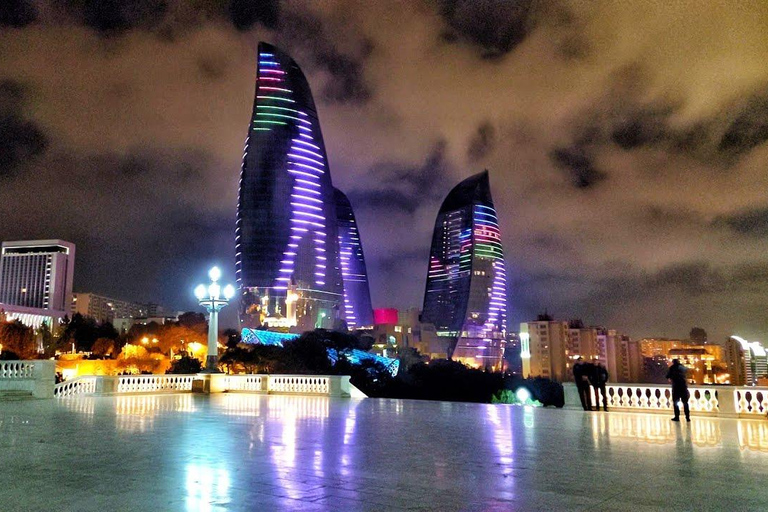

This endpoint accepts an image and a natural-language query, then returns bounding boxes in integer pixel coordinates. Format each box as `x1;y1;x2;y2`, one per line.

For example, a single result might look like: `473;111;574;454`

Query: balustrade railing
597;384;720;414
735;388;768;415
50;373;360;398
117;375;195;393
54;377;97;398
0;361;35;379
224;375;264;392
268;375;330;395
566;382;768;417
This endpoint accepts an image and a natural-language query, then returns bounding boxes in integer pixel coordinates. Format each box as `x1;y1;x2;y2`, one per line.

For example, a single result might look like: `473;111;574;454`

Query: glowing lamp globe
194;284;207;300
516;387;531;404
209;266;222;282
223;284;235;300
208;283;221;300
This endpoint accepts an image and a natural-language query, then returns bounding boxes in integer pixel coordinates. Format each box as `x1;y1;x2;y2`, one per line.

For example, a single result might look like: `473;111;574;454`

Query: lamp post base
203;355;222;374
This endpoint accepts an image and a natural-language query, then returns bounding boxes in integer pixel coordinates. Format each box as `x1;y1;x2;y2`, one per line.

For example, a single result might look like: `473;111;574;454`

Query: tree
91;338;116;358
167;355;202;374
690;327;707;344
38;321;55;357
177;312;207;331
223;328;240;349
0;320;37;359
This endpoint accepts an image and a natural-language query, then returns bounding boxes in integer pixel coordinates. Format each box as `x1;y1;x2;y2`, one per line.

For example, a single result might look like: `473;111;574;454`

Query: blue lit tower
334;188;374;329
236;42;343;330
421;170;508;369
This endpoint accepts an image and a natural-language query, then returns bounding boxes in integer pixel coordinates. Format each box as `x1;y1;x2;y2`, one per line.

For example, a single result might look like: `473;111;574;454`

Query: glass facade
421;171;507;369
334;188;374;329
236;43;343;331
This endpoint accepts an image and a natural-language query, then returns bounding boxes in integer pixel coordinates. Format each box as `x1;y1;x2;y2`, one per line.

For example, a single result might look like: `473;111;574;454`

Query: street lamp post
194;266;235;373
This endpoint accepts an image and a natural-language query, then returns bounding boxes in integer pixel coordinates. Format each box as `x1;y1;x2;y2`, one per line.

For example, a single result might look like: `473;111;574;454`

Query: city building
0;240;75;328
421;171;507;370
726;336;768;386
567;322;600;362
236;42;355;332
521;319;642;383
71;293;147;324
520;317;570;381
639;338;691;358
334;188;374;329
113;315;179;334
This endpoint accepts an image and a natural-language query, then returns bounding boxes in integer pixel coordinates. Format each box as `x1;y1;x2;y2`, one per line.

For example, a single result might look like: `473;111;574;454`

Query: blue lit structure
421;171;507;370
241;328;299;346
240;328;399;376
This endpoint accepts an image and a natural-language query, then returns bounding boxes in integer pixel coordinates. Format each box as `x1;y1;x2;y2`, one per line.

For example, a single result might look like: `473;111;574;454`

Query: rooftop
2;395;767;511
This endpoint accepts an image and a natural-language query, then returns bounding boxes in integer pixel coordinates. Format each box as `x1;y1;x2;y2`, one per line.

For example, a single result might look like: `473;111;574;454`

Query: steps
0;390;34;401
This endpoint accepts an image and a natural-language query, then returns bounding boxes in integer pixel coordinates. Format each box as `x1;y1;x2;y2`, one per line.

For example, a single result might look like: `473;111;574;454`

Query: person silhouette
666;358;690;422
573;357;593;411
589;363;609;411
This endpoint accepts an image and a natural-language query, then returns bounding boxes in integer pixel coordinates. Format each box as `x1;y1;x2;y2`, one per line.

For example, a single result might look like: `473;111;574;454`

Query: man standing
666;358;690;422
589;363;609;411
573;357;592;411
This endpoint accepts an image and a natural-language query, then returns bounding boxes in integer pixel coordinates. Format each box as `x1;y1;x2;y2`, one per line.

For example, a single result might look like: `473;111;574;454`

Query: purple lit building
334;188;374;329
421;171;507;370
236;43;344;331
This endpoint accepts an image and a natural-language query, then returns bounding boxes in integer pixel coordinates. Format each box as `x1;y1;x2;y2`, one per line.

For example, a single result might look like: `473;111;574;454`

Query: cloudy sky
1;0;768;341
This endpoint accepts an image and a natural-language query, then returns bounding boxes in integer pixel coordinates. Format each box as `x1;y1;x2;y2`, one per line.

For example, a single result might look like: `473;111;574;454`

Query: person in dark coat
573;357;593;411
588;363;609;411
666;358;690;422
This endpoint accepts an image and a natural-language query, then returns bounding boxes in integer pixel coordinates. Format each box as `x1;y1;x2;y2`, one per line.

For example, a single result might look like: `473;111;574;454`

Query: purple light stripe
290;161;325;173
290;147;324;159
291;194;322;203
290;202;322;211
287;169;319;179
288;153;324;166
294;186;321;195
292;139;321;150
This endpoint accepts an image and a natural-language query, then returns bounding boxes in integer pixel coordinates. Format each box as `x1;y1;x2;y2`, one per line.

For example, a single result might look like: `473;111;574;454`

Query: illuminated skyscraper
236;42;343;330
421;171;507;369
334;188;374;329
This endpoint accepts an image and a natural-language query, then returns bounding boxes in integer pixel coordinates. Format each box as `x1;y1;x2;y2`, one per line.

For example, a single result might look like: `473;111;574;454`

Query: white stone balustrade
1;360;55;398
49;373;365;399
268;375;331;395
565;382;768;418
223;375;265;392
54;376;97;398
117;375;195;393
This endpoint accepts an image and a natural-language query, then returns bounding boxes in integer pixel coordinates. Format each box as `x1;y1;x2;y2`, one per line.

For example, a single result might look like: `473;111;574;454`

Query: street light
195;266;236;372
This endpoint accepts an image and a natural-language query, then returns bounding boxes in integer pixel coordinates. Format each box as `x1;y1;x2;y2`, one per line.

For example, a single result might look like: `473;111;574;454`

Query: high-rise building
520;319;570;381
727;336;768;386
236;42;345;331
422;171;507;370
334;188;373;329
71;293;147;324
0;240;75;328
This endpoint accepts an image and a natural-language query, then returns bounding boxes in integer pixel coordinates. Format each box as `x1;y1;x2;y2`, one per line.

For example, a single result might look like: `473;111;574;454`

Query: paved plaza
1;394;767;511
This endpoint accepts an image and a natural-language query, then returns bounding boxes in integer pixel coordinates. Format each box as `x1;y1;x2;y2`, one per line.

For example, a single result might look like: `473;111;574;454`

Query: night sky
2;1;768;341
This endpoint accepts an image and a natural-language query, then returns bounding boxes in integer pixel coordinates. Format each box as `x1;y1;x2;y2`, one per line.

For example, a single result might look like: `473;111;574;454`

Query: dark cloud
719;89;768;156
715;207;768;237
611;111;668;150
63;0;168;35
277;11;373;104
348;141;450;214
467;122;496;162
0;80;47;179
549;147;606;189
229;0;280;31
0;0;36;27
437;0;535;58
